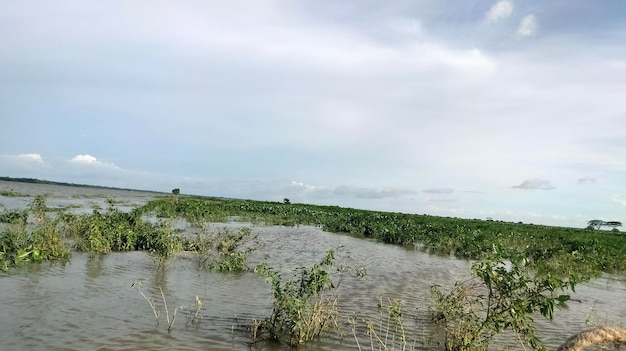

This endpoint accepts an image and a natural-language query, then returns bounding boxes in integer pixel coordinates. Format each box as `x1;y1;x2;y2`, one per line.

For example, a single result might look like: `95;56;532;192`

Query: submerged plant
186;226;256;272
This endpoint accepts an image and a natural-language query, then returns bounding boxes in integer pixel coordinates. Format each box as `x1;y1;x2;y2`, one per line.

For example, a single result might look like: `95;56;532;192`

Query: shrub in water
254;249;365;345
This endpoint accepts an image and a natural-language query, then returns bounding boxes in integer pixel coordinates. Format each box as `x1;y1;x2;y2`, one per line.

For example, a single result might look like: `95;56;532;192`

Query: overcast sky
1;1;625;227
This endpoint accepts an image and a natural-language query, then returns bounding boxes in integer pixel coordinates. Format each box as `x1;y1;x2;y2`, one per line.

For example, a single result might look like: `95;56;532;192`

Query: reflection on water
1;182;626;350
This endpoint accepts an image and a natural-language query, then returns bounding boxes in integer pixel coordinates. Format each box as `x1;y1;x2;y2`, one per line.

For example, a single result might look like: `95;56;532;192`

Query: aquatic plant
138;196;626;277
253;249;364;345
0;209;28;224
429;252;582;351
350;297;413;351
185;226;257;272
0;196;70;271
67;200;182;258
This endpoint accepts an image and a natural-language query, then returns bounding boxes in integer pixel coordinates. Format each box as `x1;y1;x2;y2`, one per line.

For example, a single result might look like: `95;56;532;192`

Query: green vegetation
0;196;259;272
0;209;28;224
138;196;230;224
430;251;579;351
0;196;70;271
186;226;257;272
65;200;183;258
139;196;626;277
253;249;365;346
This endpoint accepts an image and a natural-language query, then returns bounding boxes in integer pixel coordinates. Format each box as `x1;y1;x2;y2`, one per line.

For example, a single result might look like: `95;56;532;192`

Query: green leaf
556;294;570;303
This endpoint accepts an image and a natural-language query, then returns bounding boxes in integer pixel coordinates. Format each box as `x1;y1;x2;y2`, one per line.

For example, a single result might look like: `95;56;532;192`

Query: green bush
253;249;349;345
0;196;70;271
430;253;582;351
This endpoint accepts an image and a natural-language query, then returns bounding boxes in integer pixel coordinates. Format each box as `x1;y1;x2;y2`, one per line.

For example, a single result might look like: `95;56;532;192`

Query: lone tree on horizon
587;219;622;230
606;221;622;230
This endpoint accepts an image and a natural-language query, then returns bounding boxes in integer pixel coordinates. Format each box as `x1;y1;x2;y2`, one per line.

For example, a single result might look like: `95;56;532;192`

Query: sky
1;1;625;228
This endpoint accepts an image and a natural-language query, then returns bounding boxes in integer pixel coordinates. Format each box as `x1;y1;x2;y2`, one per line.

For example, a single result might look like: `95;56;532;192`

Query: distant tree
172;188;180;195
283;198;291;204
587;219;605;230
587;220;622;230
606;221;622;230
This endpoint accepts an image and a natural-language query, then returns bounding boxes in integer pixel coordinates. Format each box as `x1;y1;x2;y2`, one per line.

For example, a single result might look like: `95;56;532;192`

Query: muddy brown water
1;181;625;350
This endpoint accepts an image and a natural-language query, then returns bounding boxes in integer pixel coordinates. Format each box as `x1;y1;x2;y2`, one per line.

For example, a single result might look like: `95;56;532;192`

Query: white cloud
517;14;538;37
71;154;97;164
485;0;514;23
70;154;119;169
512;179;555;190
0;153;47;172
1;153;44;163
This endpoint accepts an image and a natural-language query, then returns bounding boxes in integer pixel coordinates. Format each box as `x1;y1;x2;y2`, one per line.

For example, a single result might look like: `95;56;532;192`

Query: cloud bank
512;179;555;190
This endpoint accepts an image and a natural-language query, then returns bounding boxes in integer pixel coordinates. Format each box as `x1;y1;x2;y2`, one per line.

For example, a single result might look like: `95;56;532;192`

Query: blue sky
1;0;625;227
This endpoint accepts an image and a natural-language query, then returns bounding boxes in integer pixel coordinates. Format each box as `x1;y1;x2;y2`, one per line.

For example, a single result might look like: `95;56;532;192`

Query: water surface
1;182;625;350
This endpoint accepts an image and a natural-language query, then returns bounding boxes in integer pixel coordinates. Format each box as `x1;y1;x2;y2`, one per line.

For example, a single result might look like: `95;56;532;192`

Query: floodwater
1;181;625;350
